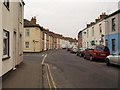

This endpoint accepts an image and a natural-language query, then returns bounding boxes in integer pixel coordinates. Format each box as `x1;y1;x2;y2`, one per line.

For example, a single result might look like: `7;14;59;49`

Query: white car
70;46;78;53
105;51;120;66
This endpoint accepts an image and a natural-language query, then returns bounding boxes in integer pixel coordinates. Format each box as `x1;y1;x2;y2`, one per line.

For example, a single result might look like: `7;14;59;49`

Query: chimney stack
31;16;36;24
87;24;91;27
95;19;100;22
100;12;108;19
90;22;95;25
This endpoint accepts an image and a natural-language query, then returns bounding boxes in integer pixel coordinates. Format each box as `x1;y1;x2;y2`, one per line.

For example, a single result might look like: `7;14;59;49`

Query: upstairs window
26;29;30;37
112;18;116;32
87;29;89;38
3;0;9;10
105;39;108;47
92;27;94;36
3;30;9;58
99;24;102;34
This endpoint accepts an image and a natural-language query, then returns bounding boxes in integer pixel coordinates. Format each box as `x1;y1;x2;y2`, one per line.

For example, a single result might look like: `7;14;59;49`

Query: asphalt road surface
43;49;119;88
2;49;119;89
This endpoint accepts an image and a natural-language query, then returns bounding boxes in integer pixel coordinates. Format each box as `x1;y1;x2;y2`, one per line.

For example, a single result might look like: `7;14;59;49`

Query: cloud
24;1;119;38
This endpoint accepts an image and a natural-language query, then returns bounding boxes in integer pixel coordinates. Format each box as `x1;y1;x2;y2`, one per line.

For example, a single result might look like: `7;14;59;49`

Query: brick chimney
87;24;91;27
90;22;95;25
95;18;100;23
31;16;36;24
100;12;108;20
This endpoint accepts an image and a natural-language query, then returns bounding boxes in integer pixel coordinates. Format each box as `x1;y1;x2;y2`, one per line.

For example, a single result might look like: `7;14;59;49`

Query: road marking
41;54;44;57
46;63;57;89
45;64;51;89
41;54;47;65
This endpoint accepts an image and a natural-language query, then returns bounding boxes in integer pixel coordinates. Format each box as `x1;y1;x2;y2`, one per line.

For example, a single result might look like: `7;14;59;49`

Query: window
25;42;29;48
96;46;109;52
99;24;102;34
105;39;108;46
112;18;116;32
87;29;89;37
91;40;95;46
92;27;94;36
3;0;9;10
26;29;30;37
112;39;116;51
3;30;9;58
87;42;89;47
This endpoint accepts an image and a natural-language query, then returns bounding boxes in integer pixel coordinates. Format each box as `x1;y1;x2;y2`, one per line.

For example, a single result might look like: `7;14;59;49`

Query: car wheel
90;55;93;61
77;53;79;56
83;54;86;59
106;58;110;66
80;53;82;57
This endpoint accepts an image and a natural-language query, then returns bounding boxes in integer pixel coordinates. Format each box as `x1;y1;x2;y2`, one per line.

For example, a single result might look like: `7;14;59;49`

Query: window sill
2;56;10;61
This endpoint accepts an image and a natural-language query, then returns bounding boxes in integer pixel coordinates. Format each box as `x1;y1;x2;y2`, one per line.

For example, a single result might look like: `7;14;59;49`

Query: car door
110;53;119;65
113;55;119;64
86;48;93;59
85;48;89;59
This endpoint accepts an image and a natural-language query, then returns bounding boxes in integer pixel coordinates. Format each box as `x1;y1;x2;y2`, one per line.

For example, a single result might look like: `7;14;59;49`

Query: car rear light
93;52;96;55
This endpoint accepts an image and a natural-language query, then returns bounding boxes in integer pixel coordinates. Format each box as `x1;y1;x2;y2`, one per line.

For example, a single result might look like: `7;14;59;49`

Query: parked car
77;48;86;57
67;45;73;51
62;44;67;49
70;46;78;53
105;51;120;66
84;45;110;61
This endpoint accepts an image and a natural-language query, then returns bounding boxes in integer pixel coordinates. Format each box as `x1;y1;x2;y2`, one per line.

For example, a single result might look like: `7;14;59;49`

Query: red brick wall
78;32;82;48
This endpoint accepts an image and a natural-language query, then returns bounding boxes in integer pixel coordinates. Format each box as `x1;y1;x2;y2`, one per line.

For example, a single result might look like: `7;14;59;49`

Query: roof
21;0;25;5
24;19;44;30
105;9;120;19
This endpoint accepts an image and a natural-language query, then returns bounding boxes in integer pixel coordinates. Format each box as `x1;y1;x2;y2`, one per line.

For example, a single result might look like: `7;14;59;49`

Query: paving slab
2;54;43;89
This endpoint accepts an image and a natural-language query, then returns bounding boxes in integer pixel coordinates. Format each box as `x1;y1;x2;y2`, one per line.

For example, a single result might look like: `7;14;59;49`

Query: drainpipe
33;40;35;52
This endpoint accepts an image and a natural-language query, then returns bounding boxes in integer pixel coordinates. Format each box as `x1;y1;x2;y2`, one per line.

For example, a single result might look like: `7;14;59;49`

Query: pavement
2;53;44;89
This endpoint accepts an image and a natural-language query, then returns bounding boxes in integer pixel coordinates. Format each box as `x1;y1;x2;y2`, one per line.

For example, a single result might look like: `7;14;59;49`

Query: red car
83;45;110;61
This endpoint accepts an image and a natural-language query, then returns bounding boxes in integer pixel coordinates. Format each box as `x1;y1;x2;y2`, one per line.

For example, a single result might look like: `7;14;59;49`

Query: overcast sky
24;0;120;39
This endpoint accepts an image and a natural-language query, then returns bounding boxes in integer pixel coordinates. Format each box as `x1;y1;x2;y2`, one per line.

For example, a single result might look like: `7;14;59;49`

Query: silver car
105;51;120;66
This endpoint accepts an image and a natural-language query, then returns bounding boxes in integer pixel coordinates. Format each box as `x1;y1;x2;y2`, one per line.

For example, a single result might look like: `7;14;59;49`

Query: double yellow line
41;54;57;89
45;63;57;90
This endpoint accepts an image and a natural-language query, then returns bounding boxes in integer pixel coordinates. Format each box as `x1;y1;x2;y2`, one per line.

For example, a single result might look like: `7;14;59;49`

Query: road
43;49;119;88
2;49;119;89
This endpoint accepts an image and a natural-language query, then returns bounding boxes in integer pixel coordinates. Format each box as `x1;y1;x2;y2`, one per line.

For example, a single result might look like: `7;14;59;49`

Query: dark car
84;45;110;61
77;48;86;57
67;47;72;51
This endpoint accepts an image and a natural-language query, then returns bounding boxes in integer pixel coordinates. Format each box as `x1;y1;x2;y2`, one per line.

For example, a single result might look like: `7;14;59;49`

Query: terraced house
105;9;120;54
23;17;78;52
23;17;44;52
82;13;107;48
78;9;120;54
0;0;25;77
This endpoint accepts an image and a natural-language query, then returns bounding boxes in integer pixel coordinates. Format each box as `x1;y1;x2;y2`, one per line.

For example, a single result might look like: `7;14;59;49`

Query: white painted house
0;0;25;77
82;13;107;48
